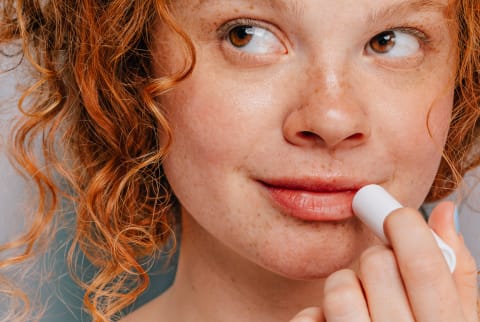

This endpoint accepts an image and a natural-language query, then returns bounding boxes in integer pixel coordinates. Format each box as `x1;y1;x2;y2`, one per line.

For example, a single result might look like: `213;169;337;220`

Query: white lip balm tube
352;184;456;273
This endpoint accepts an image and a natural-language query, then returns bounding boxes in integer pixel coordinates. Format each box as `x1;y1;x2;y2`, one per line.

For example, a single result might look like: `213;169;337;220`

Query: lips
260;179;365;221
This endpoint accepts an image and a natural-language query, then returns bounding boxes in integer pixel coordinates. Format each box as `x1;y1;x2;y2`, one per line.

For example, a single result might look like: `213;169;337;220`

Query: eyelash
380;25;431;44
216;18;275;41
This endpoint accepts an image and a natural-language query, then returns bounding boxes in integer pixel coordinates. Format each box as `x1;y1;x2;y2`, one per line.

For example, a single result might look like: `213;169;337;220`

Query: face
155;0;457;279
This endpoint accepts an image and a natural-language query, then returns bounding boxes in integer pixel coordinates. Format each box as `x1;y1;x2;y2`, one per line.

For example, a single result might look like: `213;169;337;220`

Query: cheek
426;93;454;150
386;88;454;206
158;72;266;214
161;70;281;169
162;89;242;169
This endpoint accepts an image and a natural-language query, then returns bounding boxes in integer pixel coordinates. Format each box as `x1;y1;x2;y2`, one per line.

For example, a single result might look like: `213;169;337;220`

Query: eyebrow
268;0;449;22
267;0;305;19
367;0;451;23
195;0;450;23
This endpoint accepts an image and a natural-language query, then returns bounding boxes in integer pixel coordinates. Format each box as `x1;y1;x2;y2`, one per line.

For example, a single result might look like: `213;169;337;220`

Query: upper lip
258;177;370;192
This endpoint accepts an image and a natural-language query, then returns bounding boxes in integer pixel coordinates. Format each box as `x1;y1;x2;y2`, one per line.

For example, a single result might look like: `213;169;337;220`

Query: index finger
385;207;467;322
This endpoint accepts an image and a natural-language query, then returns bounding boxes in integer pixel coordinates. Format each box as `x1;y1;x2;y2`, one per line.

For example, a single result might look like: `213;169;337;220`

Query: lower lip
263;185;357;221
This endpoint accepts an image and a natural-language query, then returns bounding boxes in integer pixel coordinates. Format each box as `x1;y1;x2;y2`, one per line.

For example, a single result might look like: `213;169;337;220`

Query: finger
428;202;479;322
385;207;466;322
323;269;370;322
289;307;324;322
359;245;415;322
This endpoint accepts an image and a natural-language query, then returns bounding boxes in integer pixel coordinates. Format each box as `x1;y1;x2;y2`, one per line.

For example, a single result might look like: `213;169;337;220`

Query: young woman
1;0;479;321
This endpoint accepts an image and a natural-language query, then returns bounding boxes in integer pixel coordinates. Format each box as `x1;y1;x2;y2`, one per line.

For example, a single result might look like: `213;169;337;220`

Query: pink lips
261;179;362;221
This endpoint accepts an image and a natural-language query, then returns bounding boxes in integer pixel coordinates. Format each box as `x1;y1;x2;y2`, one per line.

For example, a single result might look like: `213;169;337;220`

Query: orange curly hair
0;0;479;321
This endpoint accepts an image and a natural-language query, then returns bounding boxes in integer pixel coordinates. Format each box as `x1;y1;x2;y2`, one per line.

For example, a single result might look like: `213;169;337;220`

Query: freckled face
155;0;457;278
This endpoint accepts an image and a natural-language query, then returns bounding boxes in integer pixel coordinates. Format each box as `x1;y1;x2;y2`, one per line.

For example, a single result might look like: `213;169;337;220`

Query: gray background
1;55;479;321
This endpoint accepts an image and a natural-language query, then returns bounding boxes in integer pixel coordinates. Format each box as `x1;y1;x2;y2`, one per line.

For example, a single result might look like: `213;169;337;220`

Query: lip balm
352;184;456;273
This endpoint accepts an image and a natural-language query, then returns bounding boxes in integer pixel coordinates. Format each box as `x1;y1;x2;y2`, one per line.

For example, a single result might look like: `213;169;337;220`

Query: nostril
299;131;318;139
348;133;364;141
295;130;366;148
299;131;363;141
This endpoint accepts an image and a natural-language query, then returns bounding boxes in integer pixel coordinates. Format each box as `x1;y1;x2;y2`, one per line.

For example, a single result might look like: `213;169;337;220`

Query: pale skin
123;0;478;321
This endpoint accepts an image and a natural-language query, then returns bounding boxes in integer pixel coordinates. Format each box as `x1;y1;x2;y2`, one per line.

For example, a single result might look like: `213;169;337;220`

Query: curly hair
0;0;479;321
429;0;480;201
1;0;194;320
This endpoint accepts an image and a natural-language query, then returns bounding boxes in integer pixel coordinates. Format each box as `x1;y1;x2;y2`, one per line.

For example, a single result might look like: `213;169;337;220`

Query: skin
123;0;478;321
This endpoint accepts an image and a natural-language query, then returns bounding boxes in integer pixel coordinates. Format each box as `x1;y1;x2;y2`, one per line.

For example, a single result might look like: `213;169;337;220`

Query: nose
283;67;370;150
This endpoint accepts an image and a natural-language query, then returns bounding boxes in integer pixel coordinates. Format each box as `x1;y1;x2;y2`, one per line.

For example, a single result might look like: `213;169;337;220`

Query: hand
290;202;478;322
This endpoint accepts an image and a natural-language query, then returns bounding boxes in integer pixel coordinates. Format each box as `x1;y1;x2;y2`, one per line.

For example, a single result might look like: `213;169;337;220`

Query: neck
161;213;334;322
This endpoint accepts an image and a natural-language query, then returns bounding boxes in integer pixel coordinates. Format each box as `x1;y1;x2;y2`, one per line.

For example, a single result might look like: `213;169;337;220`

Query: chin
256;244;362;281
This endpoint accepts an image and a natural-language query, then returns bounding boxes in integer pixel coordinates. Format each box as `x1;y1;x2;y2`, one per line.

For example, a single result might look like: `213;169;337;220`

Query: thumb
428;201;478;322
289;307;324;322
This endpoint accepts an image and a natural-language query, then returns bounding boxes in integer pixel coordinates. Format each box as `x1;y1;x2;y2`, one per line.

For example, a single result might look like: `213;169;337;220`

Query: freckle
234;8;239;13
249;5;255;10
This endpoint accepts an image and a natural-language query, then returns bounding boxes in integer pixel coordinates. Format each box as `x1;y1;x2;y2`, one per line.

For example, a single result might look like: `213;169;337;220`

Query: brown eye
222;22;286;55
369;31;396;54
229;25;254;48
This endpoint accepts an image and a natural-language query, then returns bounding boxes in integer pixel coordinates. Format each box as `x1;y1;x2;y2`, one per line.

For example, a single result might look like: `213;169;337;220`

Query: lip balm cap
352;184;402;244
